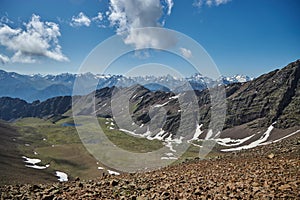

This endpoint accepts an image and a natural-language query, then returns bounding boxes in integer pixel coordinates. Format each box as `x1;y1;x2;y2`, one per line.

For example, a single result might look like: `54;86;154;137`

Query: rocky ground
1;134;299;200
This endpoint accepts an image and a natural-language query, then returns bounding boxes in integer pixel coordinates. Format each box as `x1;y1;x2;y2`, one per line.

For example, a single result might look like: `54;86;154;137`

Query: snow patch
165;135;183;144
26;164;50;170
165;152;174;157
216;134;255;147
190;124;203;141
22;156;41;165
164;141;176;152
189;142;202;148
161;152;178;160
141;126;152;137
22;156;49;170
132;93;138;99
107;170;120;175
205;130;213;140
169;94;180;100
187;124;204;148
260;129;300;145
150;129;167;140
153;101;170;108
120;128;140;137
221;123;275;152
56;171;68;182
161;156;177;160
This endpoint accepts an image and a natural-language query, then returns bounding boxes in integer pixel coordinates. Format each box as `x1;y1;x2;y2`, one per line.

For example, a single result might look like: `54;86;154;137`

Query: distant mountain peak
0;68;252;102
220;74;252;84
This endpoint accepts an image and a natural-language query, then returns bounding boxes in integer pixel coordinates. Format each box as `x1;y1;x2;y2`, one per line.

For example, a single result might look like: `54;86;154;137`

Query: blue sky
0;0;299;77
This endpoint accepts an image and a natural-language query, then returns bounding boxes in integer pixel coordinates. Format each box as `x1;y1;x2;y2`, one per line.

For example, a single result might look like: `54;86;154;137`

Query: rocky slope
226;60;300;129
1;134;299;199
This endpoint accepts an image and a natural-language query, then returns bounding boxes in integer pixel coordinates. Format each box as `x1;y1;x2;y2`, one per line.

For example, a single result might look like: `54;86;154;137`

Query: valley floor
1;133;299;199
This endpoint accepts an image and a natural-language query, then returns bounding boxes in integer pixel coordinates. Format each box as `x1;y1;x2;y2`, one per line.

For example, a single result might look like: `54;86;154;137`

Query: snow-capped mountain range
0;69;252;102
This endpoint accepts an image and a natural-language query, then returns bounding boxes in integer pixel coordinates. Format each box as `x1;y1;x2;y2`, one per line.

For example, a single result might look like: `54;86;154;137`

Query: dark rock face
0;60;299;131
0;97;29;121
190;60;300;129
225;60;300;129
0;96;71;121
276;62;300;128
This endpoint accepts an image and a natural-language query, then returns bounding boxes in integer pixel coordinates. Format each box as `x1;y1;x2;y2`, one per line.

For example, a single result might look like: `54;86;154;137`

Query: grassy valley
1;115;225;185
1;116;168;184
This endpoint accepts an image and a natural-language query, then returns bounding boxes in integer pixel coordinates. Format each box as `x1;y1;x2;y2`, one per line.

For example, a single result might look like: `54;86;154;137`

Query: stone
30;184;41;191
78;182;84;188
110;180;119;187
278;184;291;191
42;194;55;200
267;153;275;159
194;189;201;195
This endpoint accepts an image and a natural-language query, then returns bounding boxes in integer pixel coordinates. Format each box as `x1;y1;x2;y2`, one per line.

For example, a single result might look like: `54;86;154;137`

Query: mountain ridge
0;60;299;131
0;69;251;102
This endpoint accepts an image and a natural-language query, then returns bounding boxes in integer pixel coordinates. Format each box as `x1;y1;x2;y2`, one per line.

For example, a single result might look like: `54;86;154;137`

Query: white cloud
206;0;213;7
179;47;192;58
193;0;231;7
70;12;91;27
92;12;103;22
165;0;174;15
11;51;36;63
193;0;203;8
108;0;177;49
70;12;105;28
92;12;106;27
0;53;9;64
0;14;68;64
215;0;231;6
124;28;177;49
